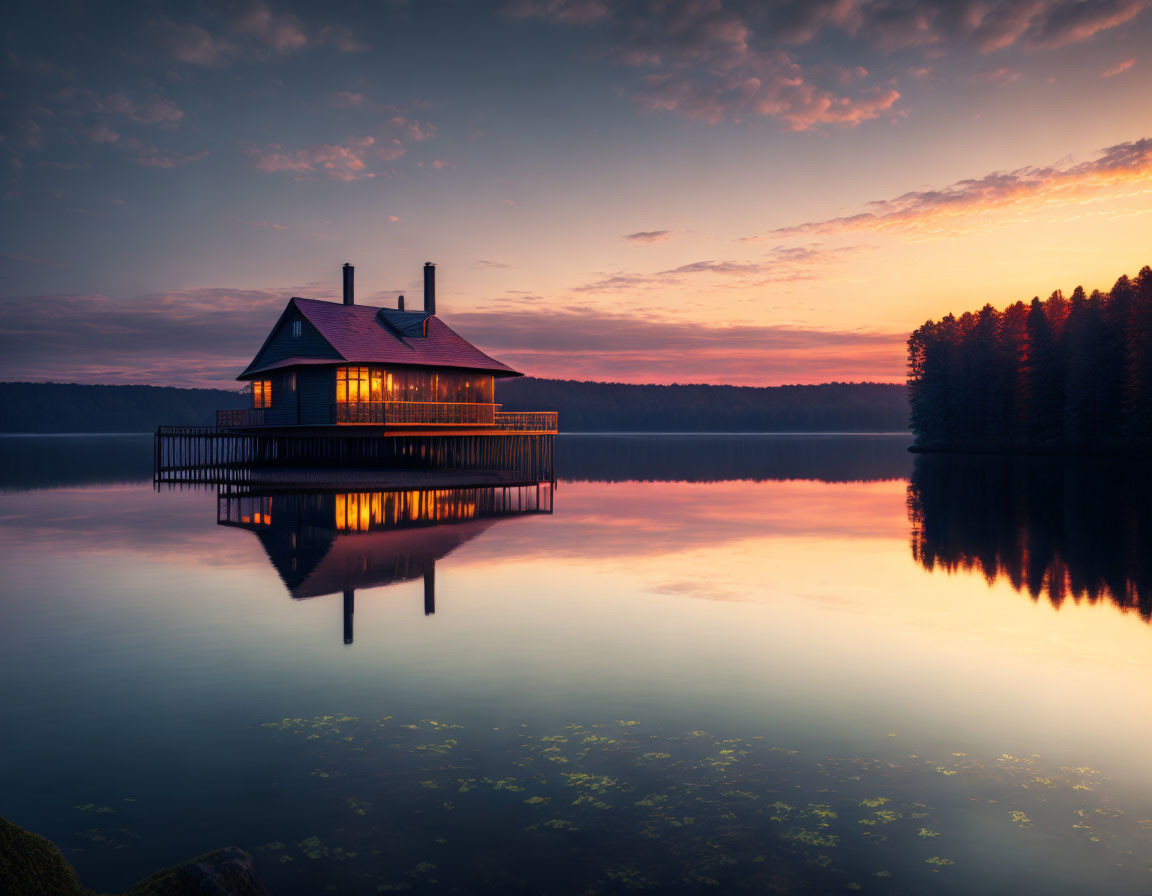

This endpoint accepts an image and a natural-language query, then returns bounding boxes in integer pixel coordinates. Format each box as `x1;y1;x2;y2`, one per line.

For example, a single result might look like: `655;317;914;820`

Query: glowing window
253;380;272;408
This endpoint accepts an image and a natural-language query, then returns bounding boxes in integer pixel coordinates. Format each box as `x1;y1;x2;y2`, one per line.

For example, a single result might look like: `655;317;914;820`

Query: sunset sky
2;0;1150;388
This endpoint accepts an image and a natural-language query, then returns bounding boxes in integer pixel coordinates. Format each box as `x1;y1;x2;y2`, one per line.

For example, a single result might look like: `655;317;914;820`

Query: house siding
265;372;297;426
250;306;342;371
298;367;336;425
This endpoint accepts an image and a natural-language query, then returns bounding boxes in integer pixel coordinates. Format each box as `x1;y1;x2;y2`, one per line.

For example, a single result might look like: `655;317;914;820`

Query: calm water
1;434;1150;894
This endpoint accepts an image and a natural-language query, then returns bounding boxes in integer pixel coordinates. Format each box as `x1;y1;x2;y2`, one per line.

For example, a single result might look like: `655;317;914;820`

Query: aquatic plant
237;715;1152;894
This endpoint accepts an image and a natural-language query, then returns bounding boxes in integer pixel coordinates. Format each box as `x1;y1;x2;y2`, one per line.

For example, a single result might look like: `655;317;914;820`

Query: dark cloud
574;245;867;293
0;286;905;388
624;230;677;243
152;0;366;68
507;0;1150;128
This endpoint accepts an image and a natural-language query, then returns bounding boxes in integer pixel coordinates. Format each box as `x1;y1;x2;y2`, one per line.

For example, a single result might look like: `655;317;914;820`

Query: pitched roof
240;297;521;379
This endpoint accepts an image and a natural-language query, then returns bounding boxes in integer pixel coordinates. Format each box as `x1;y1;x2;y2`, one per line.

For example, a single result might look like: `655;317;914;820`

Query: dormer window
292;320;302;337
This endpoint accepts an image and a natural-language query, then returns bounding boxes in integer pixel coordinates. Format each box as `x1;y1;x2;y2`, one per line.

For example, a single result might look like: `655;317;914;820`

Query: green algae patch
212;715;1152;894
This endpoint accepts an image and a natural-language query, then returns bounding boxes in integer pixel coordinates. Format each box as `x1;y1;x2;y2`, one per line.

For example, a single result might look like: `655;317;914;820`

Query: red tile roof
241;297;521;379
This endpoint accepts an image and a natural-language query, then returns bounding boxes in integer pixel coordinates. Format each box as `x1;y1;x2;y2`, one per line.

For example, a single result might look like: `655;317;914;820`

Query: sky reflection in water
0;434;1149;894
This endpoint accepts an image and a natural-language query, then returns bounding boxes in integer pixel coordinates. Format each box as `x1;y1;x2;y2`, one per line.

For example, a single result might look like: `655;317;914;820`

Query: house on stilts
155;263;556;481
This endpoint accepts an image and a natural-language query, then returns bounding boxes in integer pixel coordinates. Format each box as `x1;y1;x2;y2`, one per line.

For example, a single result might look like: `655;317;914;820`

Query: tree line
2;379;911;434
0;382;247;433
498;379;909;432
907;265;1152;452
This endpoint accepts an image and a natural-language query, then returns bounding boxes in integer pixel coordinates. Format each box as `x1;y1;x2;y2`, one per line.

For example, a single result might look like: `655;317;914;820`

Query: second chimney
342;263;354;305
423;262;436;315
398;294;405;311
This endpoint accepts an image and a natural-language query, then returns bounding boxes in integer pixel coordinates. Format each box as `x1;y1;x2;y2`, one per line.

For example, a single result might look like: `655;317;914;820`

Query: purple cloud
624;230;678;244
0;286;906;388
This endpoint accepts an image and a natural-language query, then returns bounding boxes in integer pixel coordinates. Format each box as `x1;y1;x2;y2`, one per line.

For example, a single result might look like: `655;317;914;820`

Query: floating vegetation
142;714;1152;893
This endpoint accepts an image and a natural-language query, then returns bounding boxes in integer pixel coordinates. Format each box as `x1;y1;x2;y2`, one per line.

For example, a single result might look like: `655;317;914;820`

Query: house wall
298;367;336;424
244;303;342;425
254;306;341;370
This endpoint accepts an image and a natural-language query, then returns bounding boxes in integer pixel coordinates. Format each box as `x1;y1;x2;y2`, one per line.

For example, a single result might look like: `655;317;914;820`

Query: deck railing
333;401;497;425
494;411;558;432
217;408;266;427
215;403;558;432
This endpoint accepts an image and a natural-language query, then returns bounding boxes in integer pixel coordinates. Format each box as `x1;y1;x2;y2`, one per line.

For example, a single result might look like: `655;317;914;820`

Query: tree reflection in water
907;455;1152;621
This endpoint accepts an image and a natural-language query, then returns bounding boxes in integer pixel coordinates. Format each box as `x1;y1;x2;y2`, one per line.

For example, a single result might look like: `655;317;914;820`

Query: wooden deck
155;425;555;484
216;405;557;434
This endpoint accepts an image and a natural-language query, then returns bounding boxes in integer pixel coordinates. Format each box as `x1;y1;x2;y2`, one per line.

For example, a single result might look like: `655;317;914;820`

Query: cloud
155;0;367;68
157;22;233;66
102;92;184;125
331;91;367;109
0;288;906;388
574;244;866;293
475;260;513;268
624;230;677;244
6;87;201;168
317;25;369;53
127;143;208;168
242;220;289;230
325;100;437;164
1102;57;1136;77
974;66;1021;84
505;0;1151;128
0;287;304;388
750;137;1152;238
451;306;908;384
504;0;611;25
1029;0;1148;48
245;137;377;181
49;87;184;127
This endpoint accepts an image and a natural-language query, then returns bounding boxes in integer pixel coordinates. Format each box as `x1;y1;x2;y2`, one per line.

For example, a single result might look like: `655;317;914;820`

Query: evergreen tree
1126;266;1152;445
906;266;1150;452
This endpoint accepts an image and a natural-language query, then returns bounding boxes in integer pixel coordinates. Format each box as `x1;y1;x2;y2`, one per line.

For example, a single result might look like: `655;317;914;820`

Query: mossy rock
1;817;268;896
0;816;84;896
119;847;270;896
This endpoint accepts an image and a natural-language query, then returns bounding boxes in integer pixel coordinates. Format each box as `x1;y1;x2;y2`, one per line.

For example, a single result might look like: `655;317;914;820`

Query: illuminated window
336;366;373;403
335;367;496;405
253;380;272;408
292;320;302;337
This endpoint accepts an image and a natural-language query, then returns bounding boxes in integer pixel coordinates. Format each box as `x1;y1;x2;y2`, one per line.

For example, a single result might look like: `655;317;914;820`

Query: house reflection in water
218;482;554;643
908;456;1151;622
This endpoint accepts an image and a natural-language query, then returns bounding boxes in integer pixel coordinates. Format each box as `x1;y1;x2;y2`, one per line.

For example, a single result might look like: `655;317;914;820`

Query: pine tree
1125;266;1152;445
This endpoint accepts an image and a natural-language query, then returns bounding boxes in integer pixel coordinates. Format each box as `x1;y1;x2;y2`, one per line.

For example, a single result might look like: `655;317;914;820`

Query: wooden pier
155;425;555;484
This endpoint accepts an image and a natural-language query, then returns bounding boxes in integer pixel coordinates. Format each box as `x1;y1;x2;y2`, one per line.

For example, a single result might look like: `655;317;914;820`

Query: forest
0;379;909;433
907;265;1152;453
0;382;247;433
497;379;908;432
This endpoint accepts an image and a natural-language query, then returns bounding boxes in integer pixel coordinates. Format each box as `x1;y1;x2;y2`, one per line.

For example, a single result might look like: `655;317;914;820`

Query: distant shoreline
1;380;910;434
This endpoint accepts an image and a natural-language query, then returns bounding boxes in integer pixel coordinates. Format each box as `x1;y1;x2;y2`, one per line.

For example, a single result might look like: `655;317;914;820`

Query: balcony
333;401;497;425
333;402;558;432
217;408;266;427
494;411;558;432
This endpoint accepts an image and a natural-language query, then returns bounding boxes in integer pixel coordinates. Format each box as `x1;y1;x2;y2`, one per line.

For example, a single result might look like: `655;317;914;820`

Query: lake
1;433;1149;894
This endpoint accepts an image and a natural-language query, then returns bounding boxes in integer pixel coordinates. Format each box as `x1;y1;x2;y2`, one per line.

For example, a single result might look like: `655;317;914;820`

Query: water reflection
217;482;554;642
557;433;912;483
908;455;1152;622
